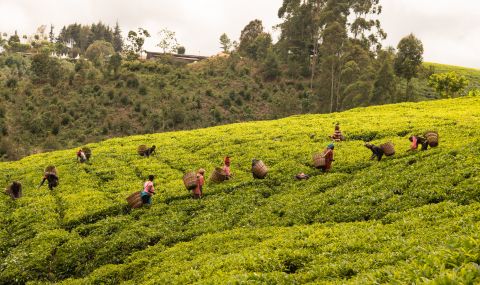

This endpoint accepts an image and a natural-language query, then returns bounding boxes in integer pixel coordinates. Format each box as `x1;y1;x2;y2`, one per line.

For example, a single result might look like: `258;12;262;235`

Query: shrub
5;78;17;88
222;98;231;108
139;85;147;96
126;77;139;88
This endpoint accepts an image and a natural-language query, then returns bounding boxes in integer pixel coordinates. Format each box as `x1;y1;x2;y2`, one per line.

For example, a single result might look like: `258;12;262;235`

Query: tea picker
313;144;335;172
193;169;205;199
138;145;156;157
77;149;87;163
77;147;92;163
408;135;429;151
223;156;231;180
38;166;59;190
126;175;156;208
364;142;385;161
330;124;345;142
141;175;155;205
4;181;22;199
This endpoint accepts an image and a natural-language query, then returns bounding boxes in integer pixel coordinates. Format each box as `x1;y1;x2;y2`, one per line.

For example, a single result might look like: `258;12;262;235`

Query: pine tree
113;21;123;52
49;25;55;43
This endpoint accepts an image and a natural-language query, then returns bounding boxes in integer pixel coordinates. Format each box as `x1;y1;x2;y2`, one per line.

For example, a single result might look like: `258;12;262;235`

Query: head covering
327;143;335;150
198;168;206;174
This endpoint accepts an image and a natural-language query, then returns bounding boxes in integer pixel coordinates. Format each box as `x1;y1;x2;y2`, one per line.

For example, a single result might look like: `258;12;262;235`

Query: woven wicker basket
44;165;57;175
126;191;143;208
313;153;327;168
252;160;268;179
425;131;439;147
82;147;92;160
137;145;148;156
210;167;228;183
183;172;198;190
380;142;395;156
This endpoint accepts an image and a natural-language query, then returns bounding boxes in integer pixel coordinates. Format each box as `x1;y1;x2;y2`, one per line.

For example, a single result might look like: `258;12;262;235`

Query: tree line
0;0;475;161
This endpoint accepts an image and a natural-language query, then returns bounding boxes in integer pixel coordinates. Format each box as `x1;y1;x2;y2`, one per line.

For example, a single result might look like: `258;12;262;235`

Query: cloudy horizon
1;0;479;68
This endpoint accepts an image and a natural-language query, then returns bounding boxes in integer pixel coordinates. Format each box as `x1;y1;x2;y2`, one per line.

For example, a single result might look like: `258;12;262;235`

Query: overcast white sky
1;0;479;68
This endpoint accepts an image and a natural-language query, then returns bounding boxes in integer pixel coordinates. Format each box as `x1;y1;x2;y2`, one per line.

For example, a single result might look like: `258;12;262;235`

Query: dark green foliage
238;20;272;59
372;60;396;104
262;49;281;81
112;22;123;52
31;52;68;86
177;46;186;55
0;46;478;162
138;86;147;96
5;78;17;88
394;34;424;101
108;53;122;77
222;98;231;108
57;22;116;53
125;75;139;88
394;34;424;82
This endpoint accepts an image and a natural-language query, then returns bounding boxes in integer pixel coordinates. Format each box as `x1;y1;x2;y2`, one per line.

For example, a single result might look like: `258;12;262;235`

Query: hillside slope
1;98;480;284
2;52;480;162
411;62;480;99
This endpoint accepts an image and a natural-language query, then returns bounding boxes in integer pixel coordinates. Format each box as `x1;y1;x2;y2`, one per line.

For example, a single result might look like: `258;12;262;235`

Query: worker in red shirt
77;149;87;163
223;156;231;179
321;143;335;172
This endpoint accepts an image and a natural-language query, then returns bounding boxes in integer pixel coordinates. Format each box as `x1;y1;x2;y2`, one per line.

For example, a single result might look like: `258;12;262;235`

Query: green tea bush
1;97;480;284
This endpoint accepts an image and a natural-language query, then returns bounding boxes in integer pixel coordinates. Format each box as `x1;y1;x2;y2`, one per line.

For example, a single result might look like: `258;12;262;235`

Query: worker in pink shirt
223;156;231;179
408;135;428;151
141;175;155;205
193;169;205;199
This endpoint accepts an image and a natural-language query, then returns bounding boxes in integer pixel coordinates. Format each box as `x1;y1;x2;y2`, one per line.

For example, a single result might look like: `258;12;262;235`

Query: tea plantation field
1;97;480;284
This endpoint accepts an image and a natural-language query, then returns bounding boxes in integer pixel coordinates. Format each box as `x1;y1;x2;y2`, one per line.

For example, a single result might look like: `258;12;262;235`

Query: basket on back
137;145;148;156
44;165;57;175
424;131;439;147
252;160;268;179
183;172;198;190
82;147;92;160
380;142;395;156
210;167;228;183
313;153;327;168
6;182;22;199
126;191;143;208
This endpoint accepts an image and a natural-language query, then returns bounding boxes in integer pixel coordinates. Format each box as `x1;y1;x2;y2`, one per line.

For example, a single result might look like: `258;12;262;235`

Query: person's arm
38;177;46;188
378;152;383;161
421;141;428;151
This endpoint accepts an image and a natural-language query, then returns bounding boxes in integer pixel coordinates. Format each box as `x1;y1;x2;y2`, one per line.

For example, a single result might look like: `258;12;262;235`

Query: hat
198;168;206;174
327;143;335;150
